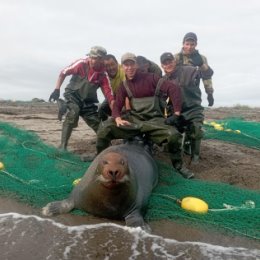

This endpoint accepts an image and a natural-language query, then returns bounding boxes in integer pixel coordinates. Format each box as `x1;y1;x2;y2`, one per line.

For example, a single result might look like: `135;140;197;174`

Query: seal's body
42;143;158;227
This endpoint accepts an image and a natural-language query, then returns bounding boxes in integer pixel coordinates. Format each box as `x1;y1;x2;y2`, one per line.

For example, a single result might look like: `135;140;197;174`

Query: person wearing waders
96;52;194;179
160;51;213;164
174;32;214;106
49;46;114;150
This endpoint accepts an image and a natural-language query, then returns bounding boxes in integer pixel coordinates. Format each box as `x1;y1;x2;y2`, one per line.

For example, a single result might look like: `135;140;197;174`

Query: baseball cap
121;52;137;64
160;52;174;64
183;32;197;43
87;46;107;58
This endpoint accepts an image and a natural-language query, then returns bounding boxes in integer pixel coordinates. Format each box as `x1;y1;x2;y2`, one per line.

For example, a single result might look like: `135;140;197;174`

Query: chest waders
123;78;166;121
173;66;204;164
124;80;193;178
60;70;103;150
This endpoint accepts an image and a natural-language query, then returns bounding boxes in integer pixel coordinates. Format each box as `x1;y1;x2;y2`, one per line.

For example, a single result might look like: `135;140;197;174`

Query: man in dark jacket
174;32;214;107
160;52;204;164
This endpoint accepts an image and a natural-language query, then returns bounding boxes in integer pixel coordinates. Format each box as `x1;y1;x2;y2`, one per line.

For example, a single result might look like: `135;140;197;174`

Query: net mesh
0;119;259;240
203;118;260;150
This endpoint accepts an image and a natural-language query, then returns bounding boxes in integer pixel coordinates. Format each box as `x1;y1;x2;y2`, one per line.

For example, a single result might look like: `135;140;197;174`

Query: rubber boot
171;160;194;179
183;140;191;155
59;124;73;150
183;134;191;155
191;139;201;164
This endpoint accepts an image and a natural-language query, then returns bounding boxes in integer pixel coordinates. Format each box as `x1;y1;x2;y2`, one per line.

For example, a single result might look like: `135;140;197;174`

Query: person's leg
189;121;204;164
98;99;111;121
80;104;101;133
142;118;194;179
96;118;141;154
167;129;194;179
60;102;80;150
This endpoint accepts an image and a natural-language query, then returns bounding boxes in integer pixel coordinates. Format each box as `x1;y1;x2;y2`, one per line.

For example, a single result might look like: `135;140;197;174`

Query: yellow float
0;162;4;170
72;178;81;186
214;124;224;131
157;194;209;214
180;197;209;213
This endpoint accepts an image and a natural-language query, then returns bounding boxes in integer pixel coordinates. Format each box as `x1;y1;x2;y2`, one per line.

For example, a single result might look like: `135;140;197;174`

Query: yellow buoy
213;124;224;131
225;129;232;132
210;121;217;126
72;178;81;186
0;162;4;170
181;197;209;213
234;130;241;134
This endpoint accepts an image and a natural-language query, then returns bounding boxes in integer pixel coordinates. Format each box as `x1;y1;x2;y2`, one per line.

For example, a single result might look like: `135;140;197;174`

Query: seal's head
96;152;130;189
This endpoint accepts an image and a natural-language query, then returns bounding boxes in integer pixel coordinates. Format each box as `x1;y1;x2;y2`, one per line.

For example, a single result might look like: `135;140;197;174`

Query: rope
21;141;80;165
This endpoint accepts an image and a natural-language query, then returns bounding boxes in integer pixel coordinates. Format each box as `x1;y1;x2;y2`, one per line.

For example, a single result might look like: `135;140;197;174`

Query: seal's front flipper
125;210;145;227
42;199;74;216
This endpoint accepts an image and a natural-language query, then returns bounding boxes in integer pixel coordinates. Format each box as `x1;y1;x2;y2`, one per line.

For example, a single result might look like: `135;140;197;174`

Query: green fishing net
0;119;259;240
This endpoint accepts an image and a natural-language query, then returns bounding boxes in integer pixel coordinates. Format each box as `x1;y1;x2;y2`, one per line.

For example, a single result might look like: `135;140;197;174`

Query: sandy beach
0;101;260;259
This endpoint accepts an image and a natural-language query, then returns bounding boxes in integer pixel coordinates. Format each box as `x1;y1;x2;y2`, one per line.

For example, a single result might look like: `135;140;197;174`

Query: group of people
49;32;214;179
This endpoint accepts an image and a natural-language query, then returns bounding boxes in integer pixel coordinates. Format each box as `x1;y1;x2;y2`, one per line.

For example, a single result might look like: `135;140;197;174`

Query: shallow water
1;213;259;260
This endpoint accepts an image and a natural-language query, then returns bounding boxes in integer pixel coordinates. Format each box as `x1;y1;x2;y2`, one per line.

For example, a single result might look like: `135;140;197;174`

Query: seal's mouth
101;181;120;189
97;174;130;189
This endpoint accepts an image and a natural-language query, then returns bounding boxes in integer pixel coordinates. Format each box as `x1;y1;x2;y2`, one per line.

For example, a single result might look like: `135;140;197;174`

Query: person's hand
190;52;204;67
115;117;131;127
164;114;180;126
207;94;214;106
49;89;60;102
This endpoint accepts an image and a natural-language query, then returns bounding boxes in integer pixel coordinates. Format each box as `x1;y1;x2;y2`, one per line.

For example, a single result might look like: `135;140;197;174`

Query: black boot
191;139;201;164
171;160;194;179
59;124;73;150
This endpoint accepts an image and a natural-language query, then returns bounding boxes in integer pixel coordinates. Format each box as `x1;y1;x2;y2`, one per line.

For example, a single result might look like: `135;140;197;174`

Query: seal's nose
108;170;120;182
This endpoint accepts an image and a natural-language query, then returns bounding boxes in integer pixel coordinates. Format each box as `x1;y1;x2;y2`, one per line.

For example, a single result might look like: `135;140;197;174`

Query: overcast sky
1;0;259;107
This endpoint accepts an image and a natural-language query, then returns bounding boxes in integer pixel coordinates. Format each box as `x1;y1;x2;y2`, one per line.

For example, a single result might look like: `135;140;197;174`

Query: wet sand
1;101;260;259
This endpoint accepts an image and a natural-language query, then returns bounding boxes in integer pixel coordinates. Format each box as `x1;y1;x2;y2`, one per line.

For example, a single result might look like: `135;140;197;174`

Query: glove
207;94;214;106
165;114;180;126
190;52;204;67
49;89;60;102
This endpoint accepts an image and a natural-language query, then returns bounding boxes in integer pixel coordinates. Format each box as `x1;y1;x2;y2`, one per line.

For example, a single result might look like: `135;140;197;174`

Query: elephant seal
42;143;158;228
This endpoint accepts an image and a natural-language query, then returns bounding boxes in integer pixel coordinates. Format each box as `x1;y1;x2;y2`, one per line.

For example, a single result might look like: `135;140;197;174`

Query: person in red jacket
49;46;114;150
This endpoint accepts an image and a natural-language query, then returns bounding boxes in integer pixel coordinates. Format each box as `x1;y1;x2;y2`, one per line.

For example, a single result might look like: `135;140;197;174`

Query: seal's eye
102;160;109;165
120;159;125;165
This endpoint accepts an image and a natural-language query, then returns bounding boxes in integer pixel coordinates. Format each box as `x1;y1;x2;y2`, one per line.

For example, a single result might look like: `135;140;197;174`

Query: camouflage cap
183;32;197;43
121;52;137;64
88;46;107;58
160;52;174;64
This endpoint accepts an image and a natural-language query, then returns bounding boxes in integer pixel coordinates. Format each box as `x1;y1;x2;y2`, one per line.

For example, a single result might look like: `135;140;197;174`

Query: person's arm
55;73;66;90
111;83;128;118
162;80;182;114
199;55;214;106
49;59;84;102
100;72;115;109
113;86;131;127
